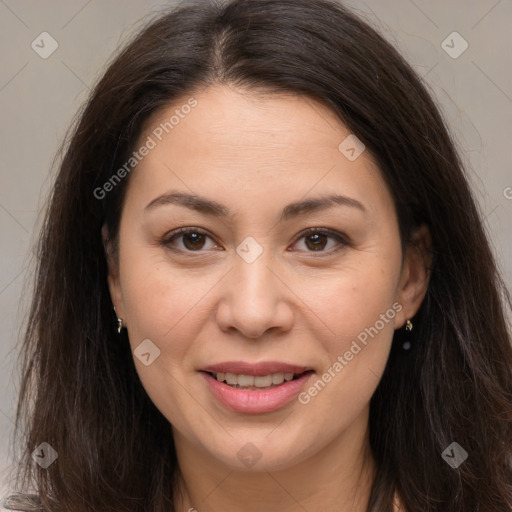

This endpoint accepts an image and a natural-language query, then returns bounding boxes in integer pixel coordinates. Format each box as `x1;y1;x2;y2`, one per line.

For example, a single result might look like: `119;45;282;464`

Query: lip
200;361;311;376
200;366;315;414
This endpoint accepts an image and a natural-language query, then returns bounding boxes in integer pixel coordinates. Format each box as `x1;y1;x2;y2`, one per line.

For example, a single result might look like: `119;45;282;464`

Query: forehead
126;85;391;217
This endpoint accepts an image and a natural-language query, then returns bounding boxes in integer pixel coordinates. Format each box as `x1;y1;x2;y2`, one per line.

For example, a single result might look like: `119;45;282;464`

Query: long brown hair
4;0;512;510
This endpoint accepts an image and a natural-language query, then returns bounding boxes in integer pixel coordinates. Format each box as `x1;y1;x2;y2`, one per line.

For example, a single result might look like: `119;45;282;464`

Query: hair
3;0;512;510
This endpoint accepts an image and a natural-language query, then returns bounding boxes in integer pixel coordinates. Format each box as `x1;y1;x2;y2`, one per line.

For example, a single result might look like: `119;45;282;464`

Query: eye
291;228;349;255
161;227;219;252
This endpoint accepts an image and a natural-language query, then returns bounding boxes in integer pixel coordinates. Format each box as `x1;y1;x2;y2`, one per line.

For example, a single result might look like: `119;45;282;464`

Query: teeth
238;374;255;387
272;373;283;385
254;375;273;387
214;372;299;388
225;373;237;385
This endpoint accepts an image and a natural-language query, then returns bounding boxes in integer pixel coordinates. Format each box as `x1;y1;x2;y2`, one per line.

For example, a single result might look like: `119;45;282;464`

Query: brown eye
292;228;349;255
182;232;207;250
162;228;218;252
304;232;329;251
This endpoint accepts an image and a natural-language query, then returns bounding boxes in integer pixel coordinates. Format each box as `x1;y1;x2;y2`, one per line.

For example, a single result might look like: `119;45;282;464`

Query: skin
104;84;431;512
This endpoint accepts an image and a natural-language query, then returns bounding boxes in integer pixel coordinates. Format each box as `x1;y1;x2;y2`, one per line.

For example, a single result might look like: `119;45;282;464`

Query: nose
215;249;294;339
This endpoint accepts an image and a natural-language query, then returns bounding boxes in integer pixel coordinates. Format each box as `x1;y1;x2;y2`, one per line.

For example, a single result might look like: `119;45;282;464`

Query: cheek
117;251;207;423
116;236;190;346
322;261;400;336
310;258;401;401
121;261;206;351
294;278;399;434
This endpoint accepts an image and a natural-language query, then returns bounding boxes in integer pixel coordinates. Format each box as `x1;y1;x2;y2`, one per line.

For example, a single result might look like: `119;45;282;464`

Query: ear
394;224;433;329
102;223;125;318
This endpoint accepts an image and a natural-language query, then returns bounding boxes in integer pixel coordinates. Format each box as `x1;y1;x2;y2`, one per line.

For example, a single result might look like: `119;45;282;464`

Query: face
105;85;430;472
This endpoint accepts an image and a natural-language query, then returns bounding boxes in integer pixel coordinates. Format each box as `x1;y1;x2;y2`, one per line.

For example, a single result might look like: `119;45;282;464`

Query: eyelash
160;227;350;257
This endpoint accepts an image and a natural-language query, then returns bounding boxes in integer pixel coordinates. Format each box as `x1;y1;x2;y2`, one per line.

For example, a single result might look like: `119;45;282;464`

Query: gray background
1;0;511;499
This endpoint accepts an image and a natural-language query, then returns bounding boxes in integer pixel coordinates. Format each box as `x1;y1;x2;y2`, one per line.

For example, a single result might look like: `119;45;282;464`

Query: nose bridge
235;242;276;305
216;237;293;338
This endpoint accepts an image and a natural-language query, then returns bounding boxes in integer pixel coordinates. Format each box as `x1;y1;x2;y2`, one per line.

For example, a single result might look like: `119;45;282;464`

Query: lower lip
201;371;314;414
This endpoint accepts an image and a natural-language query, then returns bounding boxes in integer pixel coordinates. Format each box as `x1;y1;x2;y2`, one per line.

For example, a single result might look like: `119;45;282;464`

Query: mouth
203;370;312;390
199;362;315;413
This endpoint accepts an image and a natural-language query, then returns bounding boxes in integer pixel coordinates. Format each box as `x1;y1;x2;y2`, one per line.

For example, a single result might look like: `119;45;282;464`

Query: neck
172;411;376;512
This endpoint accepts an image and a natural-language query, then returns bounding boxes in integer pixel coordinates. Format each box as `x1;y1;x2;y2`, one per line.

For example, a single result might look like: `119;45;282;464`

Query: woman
3;0;511;510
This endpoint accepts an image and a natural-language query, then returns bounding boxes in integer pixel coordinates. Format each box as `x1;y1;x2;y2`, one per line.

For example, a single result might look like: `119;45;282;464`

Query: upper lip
200;361;312;376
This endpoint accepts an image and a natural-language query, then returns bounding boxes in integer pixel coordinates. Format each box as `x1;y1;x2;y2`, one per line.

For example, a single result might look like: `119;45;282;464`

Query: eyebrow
144;191;366;221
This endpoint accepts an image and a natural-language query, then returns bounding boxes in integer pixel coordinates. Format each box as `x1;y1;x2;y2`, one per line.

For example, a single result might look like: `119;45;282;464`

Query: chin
201;433;315;473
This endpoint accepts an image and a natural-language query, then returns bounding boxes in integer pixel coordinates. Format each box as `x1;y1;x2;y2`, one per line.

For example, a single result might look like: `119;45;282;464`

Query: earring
113;306;123;334
402;319;413;350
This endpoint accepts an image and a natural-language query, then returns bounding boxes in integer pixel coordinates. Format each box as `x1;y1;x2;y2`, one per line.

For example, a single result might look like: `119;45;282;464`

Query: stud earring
113;306;124;334
402;319;413;350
